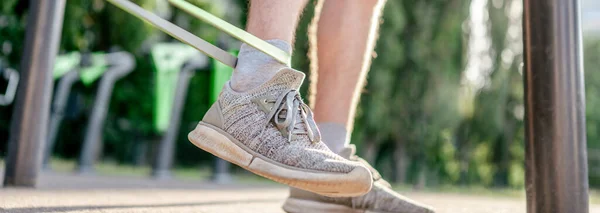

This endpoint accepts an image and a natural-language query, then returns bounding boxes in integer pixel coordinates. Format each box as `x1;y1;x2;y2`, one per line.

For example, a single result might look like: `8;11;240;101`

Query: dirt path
1;172;599;213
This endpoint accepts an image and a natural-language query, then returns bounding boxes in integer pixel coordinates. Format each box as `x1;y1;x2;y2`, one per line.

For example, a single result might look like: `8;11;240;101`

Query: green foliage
350;0;469;186
0;0;26;67
585;38;600;186
585;39;600;149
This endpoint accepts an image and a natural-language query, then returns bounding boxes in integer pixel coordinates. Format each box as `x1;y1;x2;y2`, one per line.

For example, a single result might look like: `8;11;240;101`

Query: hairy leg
309;0;386;152
285;4;436;211
246;0;308;44
231;0;308;92
195;0;374;196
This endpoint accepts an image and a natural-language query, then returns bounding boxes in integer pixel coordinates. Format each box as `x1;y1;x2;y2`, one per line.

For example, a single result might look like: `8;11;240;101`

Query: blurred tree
351;0;469;187
585;38;600;186
453;0;525;187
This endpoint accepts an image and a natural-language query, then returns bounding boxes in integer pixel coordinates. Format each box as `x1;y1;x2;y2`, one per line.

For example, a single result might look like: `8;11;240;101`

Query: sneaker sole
188;122;372;197
282;198;390;213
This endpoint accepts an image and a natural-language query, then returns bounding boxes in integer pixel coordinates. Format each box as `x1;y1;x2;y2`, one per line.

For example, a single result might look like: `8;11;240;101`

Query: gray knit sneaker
282;145;435;213
188;68;372;197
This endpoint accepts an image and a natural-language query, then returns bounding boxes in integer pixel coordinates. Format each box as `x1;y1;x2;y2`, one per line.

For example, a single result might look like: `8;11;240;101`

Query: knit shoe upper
212;68;364;174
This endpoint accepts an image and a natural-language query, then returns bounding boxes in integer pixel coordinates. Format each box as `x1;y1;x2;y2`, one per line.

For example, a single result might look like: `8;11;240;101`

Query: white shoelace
263;90;321;143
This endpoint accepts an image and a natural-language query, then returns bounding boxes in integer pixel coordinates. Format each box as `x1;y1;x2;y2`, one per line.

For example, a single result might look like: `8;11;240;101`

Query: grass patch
393;184;525;198
46;157;216;180
34;157;277;184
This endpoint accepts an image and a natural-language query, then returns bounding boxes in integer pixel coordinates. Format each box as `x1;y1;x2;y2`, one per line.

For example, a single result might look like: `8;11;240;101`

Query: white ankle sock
318;122;349;154
230;39;292;92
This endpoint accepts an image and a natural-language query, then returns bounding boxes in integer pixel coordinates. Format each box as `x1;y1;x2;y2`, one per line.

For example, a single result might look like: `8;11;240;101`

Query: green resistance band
106;0;291;68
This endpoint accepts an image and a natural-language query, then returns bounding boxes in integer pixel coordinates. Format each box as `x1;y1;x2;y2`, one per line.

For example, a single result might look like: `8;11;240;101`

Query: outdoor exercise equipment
44;52;135;172
4;0;589;212
77;51;135;173
150;43;209;179
0;65;19;106
44;52;82;167
149;42;234;182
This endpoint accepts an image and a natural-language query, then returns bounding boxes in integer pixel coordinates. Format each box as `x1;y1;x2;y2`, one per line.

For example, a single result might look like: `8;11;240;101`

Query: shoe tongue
267;68;305;90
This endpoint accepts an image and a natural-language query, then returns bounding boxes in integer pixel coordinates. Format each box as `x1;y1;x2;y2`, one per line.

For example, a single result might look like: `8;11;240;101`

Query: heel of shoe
188;123;253;167
202;102;225;128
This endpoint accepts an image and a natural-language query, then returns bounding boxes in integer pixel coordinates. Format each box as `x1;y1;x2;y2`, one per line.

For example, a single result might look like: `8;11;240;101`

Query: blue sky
583;0;600;35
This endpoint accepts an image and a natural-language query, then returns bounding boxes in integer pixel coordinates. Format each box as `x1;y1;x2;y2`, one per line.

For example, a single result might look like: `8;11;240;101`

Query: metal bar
3;0;66;187
78;52;134;173
106;0;238;68
523;0;588;212
152;56;208;179
44;70;80;168
0;68;20;106
209;47;234;183
168;0;291;66
212;158;232;183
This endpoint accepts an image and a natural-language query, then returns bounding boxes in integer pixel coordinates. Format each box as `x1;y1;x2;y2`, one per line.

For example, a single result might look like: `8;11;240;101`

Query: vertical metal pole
152;57;207;179
3;0;66;187
213;158;232;183
152;69;193;179
44;70;80;168
78;52;134;173
523;0;588;212
211;41;234;183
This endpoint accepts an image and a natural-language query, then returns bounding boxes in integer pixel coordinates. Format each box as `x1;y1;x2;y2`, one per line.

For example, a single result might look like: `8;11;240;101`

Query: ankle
318;122;349;154
230;39;292;92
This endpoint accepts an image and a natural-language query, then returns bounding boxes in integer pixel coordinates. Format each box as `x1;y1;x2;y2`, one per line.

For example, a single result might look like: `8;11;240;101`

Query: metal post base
212;158;232;183
76;166;96;175
151;169;172;180
212;173;233;184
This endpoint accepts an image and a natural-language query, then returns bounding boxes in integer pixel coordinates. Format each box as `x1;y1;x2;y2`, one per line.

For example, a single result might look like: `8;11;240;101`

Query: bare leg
283;3;437;211
196;0;374;197
246;0;308;44
231;0;308;92
309;0;386;152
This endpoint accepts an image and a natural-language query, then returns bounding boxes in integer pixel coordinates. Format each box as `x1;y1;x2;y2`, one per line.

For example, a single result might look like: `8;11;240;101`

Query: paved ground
1;171;599;213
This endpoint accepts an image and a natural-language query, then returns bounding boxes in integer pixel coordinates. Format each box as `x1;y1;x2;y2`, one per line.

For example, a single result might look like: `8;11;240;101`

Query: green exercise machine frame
42;51;135;172
150;43;209;179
